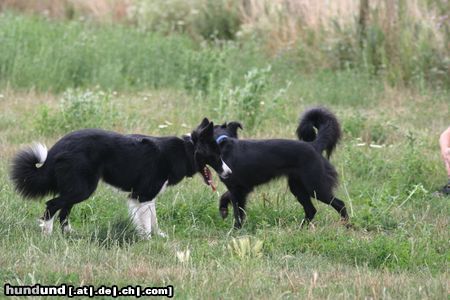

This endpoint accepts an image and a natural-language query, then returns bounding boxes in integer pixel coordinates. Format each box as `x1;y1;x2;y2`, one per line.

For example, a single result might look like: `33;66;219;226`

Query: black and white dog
10;118;231;238
214;107;348;229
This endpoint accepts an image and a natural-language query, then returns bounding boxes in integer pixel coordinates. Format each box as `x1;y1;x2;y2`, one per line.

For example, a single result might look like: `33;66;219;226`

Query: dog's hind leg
42;189;96;236
40;197;63;235
317;193;349;222
288;177;317;226
297;171;349;225
310;185;349;223
47;187;97;235
58;204;74;234
48;159;99;235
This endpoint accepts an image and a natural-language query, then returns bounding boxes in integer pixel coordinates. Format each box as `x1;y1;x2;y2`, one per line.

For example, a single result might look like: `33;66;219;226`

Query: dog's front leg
228;189;249;229
219;191;231;219
128;199;153;239
149;199;167;238
231;199;242;229
128;180;169;239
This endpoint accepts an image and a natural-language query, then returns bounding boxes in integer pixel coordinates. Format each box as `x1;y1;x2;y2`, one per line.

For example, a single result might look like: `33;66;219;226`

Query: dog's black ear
227;121;243;137
198;117;210;129
199;121;214;140
190;132;198;143
192;118;211;143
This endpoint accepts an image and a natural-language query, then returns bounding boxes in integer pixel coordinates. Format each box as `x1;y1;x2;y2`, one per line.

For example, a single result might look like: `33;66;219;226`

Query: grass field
0;11;449;299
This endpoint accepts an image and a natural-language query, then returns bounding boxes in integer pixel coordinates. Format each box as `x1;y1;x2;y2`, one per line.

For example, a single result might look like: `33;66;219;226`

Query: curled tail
297;107;342;158
10;143;53;199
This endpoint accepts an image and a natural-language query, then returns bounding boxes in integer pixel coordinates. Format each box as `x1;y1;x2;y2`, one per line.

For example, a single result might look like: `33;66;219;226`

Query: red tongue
203;166;216;192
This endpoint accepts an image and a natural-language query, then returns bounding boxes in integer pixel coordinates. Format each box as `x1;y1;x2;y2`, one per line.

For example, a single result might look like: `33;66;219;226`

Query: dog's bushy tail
297;107;341;158
10;143;53;199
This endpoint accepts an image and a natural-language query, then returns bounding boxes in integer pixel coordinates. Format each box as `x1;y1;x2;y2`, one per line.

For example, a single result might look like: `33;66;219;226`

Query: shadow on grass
88;218;140;248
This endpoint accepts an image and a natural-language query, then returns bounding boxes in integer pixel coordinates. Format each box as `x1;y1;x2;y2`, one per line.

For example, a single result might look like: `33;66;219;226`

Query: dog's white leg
127;198;140;234
62;221;73;234
149;199;167;238
157;180;169;237
128;180;169;239
39;215;55;235
128;198;152;239
150;180;168;238
139;201;154;238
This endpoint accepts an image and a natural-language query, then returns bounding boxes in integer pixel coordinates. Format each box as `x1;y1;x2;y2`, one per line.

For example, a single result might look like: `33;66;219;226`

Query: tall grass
1;0;448;87
0;13;193;91
0;13;266;92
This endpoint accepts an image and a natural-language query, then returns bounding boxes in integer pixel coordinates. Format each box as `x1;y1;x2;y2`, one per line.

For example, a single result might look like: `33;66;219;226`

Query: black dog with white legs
10;118;231;238
214;107;348;229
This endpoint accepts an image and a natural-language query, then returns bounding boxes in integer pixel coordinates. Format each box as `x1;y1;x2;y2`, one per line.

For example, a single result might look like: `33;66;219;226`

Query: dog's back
11;129;162;199
219;138;325;186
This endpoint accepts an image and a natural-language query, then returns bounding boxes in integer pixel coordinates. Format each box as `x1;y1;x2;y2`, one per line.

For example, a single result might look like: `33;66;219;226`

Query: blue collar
216;135;229;144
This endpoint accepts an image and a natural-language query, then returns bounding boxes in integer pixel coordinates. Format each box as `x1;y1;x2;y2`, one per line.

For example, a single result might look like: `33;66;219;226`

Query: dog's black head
213;121;243;141
191;118;232;187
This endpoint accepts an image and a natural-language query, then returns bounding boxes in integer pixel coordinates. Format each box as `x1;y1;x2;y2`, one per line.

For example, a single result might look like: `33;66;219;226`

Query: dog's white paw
138;231;152;240
156;231;168;238
38;218;53;235
62;224;74;234
38;218;45;229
